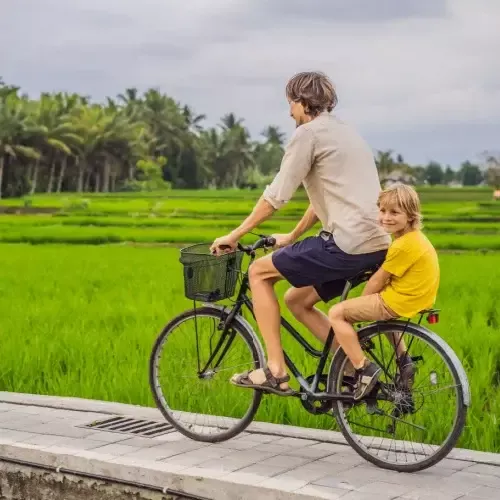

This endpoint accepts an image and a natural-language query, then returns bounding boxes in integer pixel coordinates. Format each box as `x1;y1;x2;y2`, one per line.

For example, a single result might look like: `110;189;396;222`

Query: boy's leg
329;293;396;400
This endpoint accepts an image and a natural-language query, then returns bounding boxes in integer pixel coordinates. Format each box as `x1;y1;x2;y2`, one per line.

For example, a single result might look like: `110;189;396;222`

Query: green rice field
0;187;499;453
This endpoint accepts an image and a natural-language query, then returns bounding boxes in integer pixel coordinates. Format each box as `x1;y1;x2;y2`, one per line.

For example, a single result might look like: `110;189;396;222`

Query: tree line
0;77;499;199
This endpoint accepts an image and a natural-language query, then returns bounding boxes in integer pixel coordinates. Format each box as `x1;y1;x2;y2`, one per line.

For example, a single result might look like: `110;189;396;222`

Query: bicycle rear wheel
328;321;468;472
149;305;265;442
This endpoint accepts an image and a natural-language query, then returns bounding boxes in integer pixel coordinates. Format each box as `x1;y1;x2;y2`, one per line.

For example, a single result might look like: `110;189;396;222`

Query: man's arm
362;267;392;296
211;126;315;253
229;196;276;241
290;203;319;241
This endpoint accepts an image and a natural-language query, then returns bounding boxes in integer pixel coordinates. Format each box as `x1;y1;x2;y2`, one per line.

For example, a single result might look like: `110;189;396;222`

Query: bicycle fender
359;320;471;407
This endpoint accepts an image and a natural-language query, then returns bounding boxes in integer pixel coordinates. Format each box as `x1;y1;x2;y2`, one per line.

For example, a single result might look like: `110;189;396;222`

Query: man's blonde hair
286;71;338;117
378;183;423;230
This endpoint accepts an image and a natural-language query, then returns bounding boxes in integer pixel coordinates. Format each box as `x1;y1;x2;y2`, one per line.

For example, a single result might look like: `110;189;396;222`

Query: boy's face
378;203;410;236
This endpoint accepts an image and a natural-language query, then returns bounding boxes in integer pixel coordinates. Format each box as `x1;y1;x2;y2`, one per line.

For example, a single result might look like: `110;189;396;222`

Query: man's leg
232;253;290;389
284;286;340;351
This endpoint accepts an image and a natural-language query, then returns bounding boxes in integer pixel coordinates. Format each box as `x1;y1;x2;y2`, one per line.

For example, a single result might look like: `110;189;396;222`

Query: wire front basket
179;243;244;302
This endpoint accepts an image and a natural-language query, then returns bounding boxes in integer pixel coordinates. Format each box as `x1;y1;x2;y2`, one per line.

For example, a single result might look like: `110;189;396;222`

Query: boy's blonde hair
377;183;423;230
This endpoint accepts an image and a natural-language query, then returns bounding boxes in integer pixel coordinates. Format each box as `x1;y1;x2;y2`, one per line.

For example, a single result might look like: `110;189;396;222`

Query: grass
0;243;498;453
1;222;500;250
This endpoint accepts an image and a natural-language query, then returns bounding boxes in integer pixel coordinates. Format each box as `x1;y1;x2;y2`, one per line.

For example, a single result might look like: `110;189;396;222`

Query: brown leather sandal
230;367;296;396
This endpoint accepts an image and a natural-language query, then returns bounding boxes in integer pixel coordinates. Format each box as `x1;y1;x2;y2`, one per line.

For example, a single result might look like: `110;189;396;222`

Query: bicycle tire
328;320;468;473
149;305;265;442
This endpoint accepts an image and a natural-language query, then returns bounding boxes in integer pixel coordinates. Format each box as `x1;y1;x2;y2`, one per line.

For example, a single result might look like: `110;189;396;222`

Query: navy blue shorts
271;232;387;302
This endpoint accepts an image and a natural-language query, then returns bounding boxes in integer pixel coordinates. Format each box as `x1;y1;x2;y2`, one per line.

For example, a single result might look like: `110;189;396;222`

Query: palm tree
27;94;83;194
0;95;40;198
182;105;206;134
261;125;285;147
375;150;395;180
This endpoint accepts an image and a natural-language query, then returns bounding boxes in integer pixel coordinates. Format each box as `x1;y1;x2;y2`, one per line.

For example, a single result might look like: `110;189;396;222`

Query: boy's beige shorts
342;293;398;323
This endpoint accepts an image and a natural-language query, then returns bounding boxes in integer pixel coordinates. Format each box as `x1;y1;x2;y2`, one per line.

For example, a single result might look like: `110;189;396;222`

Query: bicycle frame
198;254;362;404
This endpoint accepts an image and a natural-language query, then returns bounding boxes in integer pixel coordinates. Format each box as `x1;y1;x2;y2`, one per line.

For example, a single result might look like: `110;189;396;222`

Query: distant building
381;169;416;187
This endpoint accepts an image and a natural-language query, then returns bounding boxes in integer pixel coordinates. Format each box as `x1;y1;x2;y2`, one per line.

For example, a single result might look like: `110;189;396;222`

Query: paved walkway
0;392;498;499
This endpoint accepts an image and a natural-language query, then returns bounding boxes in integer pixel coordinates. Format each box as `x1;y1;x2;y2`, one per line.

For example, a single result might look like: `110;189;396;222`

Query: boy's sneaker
353;359;382;401
396;353;416;390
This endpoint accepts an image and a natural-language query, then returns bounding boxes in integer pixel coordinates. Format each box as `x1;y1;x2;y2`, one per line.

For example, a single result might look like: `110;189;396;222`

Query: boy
328;183;440;400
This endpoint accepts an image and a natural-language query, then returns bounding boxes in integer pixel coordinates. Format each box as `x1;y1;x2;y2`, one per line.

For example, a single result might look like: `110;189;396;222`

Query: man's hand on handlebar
210;234;276;256
210;233;239;256
270;233;295;249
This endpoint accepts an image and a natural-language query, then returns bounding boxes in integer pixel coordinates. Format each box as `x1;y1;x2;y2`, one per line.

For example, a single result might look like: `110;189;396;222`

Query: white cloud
1;0;499;165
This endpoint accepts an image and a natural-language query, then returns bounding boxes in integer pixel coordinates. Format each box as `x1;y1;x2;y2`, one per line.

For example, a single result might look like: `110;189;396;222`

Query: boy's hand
270;233;295;248
362;267;392;295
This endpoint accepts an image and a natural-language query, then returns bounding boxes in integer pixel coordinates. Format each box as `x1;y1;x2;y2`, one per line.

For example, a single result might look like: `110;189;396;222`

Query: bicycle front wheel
149;305;265;442
328;321;468;472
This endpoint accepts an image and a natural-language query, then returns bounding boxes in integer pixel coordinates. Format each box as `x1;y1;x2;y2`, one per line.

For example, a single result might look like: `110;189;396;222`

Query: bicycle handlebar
237;236;276;254
212;235;276;256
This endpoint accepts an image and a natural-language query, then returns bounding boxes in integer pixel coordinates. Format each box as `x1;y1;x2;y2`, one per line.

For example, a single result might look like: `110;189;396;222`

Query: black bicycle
149;236;470;472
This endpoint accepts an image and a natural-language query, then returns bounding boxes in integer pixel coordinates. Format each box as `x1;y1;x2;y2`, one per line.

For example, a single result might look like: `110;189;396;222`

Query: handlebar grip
266;237;276;247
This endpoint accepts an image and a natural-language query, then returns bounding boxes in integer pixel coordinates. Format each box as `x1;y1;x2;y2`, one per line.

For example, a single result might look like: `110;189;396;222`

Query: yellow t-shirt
380;230;440;318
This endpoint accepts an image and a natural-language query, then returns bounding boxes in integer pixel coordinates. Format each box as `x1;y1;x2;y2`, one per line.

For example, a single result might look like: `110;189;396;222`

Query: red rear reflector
427;313;439;324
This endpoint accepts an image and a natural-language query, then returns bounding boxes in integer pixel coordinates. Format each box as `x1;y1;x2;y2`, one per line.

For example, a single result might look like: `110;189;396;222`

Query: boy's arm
362;267;392;296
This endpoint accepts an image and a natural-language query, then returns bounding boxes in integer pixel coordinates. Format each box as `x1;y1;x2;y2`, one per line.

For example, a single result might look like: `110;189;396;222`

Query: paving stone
272;437;320;448
294;484;347;499
0;429;40;443
89;443;142;456
401;488;463;500
320;452;365;466
117;447;176;461
306;442;350;453
151;431;186;442
256;443;298;455
182;466;230;479
110;456;187;473
0;416;57;431
216;438;260;450
340;492;394;500
221;449;277;463
259;476;309;492
260;454;313;469
284;446;336;459
356;480;413;497
20;422;96;438
111;436;172;448
232;463;287;478
301;459;354;475
453;471;500;489
433;458;476;471
84;430;130;443
313;475;359;491
236;433;282;444
18;434;70;447
465;486;500;499
195;456;259;473
40;437;107;452
466;464;500;477
273;466;333;483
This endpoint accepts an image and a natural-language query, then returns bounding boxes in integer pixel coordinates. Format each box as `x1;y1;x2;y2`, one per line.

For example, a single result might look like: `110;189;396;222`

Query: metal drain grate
83;416;176;438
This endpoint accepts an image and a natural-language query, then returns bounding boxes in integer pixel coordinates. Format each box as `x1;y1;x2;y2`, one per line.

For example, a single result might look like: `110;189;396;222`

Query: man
210;71;391;395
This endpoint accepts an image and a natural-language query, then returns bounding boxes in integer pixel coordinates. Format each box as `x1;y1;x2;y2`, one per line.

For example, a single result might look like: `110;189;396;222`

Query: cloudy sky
2;0;499;167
